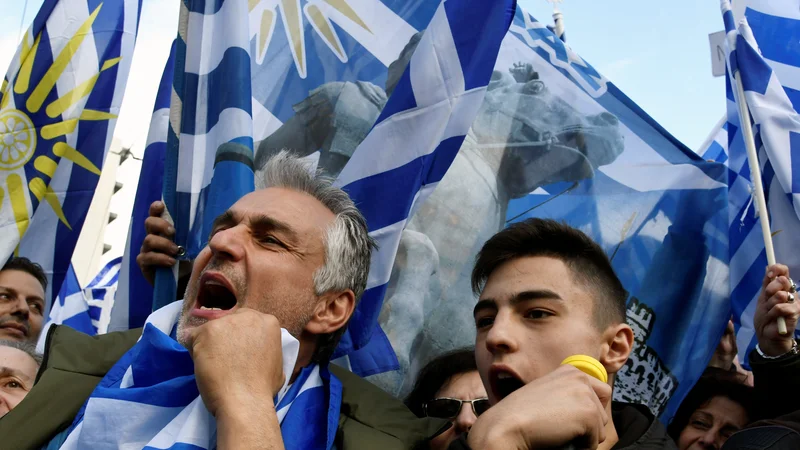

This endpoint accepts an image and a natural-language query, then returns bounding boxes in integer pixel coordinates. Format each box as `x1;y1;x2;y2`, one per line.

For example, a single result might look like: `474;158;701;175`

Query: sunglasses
423;397;490;419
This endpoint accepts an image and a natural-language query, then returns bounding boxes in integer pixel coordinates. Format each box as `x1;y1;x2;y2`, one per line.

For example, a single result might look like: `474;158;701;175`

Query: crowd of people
1;151;799;449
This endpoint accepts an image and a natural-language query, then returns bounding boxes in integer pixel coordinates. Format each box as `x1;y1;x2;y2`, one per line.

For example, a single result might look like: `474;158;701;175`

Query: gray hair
256;150;376;361
0;339;43;367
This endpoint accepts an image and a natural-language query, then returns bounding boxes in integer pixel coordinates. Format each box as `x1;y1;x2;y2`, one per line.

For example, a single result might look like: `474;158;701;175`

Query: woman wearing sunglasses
405;349;490;450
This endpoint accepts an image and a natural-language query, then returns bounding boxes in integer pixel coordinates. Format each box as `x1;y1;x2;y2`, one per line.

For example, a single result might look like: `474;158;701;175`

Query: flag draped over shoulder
720;0;800;369
0;0;142;308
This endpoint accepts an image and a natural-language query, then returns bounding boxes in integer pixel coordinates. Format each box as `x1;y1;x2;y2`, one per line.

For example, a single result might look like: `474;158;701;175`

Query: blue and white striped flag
700;118;729;165
38;257;122;351
59;301;339;450
153;0;257;310
330;0;516;370
721;0;800;368
83;256;122;333
0;0;142;310
110;42;175;332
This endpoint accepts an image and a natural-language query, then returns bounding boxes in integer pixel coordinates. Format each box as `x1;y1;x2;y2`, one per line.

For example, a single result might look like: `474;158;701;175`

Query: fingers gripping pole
732;71;787;334
153;199;179;312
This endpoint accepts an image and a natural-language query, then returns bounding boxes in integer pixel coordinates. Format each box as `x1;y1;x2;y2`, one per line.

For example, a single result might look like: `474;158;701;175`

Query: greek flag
153;0;257;310
700;118;729;165
0;0;141;310
110;42;175;332
443;6;728;422
151;0;516;374
59;301;339;450
721;0;800;368
330;0;516;367
38;257;122;351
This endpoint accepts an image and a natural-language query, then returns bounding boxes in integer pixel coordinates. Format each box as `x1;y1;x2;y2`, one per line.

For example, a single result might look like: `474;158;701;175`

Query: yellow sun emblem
0;3;118;254
248;0;372;78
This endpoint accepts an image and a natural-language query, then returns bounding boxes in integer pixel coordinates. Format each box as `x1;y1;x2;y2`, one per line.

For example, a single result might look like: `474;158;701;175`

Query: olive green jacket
0;325;445;450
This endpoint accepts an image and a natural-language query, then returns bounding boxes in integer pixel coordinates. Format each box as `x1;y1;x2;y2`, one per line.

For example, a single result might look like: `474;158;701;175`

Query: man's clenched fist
185;309;286;417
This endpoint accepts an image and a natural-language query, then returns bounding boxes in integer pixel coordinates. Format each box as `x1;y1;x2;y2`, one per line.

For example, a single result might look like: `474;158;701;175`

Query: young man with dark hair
0;257;47;343
454;218;675;449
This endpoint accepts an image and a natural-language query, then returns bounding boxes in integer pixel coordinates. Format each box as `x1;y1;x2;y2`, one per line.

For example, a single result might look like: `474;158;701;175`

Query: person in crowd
666;262;800;450
667;373;756;450
451;218;675;450
0;152;447;449
0;339;41;418
0;257;46;343
405;349;489;450
713;263;800;449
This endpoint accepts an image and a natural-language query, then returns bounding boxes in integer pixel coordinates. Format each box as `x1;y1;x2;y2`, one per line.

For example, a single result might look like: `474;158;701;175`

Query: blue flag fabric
111;1;740;421
330;0;517;362
447;7;730;421
59;301;340;450
38;256;122;351
0;0;142;309
721;0;800;369
110;42;175;332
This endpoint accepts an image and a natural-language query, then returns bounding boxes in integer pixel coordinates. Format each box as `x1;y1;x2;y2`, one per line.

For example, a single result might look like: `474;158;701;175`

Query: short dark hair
2;257;47;293
471;218;627;328
404;348;478;418
667;372;757;441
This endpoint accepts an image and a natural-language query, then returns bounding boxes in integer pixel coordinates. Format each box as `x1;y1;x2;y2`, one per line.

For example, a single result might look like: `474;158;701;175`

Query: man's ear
304;290;356;335
599;323;634;375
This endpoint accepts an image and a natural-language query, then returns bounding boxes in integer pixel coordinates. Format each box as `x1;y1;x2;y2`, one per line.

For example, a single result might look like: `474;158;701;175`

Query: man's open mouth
196;273;237;311
489;367;525;401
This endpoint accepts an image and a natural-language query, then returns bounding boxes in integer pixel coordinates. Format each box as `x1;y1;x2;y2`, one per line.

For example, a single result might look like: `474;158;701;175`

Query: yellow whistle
561;355;608;383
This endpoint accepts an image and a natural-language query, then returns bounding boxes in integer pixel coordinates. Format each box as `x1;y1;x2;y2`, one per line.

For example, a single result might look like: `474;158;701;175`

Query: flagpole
731;71;786;334
547;0;565;41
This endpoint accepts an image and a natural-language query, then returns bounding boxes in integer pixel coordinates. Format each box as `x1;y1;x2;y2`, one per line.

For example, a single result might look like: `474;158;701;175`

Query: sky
1;0;729;152
0;0;728;268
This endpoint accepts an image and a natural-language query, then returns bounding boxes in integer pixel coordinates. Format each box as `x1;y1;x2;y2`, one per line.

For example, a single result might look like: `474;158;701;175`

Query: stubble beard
175;268;318;348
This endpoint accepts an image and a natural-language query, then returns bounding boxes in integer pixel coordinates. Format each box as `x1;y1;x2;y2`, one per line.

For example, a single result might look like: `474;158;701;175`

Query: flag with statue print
450;5;729;423
144;0;732;422
0;0;141;310
719;0;800;370
152;0;515;376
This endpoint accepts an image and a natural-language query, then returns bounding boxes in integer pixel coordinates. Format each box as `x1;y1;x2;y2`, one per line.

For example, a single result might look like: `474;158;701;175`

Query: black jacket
447;401;675;450
612;402;677;450
749;345;800;419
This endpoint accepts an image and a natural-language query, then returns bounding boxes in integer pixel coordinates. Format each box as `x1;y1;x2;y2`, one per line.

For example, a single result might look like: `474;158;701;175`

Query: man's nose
452;403;478;434
0;393;10;418
208;225;246;261
485;312;518;355
8;294;30;319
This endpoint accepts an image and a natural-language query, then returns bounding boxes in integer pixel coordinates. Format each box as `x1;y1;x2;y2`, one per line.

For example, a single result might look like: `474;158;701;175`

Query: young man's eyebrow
508;289;563;306
473;299;497;318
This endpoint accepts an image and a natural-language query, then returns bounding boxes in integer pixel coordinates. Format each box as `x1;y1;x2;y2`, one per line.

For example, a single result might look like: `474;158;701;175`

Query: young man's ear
304;290;356;335
600;323;634;375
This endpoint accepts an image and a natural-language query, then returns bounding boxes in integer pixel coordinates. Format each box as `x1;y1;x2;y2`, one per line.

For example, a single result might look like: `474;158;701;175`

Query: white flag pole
728;29;787;335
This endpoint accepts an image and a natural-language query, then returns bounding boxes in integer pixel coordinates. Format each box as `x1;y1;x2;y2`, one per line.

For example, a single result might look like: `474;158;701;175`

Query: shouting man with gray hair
0;152;446;450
